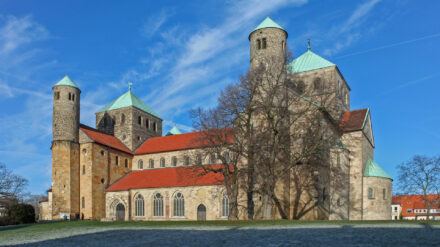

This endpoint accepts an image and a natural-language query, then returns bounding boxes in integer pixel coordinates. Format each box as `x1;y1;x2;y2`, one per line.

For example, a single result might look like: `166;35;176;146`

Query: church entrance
116;203;125;221
197;204;206;221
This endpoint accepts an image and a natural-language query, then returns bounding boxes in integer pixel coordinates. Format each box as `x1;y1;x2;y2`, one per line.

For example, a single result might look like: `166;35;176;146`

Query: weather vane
128;82;133;92
307;38;311;50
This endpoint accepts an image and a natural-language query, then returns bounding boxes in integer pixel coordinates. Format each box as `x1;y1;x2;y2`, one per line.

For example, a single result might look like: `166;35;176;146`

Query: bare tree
23;194;47;218
397;155;440;219
191;47;342;220
0;163;28;199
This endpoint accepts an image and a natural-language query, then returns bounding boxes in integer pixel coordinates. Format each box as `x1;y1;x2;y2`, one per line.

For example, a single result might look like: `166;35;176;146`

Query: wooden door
197;204;206;221
116;203;125;221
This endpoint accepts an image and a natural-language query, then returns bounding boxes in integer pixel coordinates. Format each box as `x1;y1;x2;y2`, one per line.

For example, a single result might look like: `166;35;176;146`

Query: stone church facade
40;17;392;221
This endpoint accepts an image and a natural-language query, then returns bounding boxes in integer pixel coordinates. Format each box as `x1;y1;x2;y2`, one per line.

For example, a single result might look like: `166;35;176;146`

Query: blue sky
0;0;439;195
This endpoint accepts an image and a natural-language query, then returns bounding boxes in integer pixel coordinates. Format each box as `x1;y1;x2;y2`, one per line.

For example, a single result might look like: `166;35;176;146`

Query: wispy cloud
141;8;175;39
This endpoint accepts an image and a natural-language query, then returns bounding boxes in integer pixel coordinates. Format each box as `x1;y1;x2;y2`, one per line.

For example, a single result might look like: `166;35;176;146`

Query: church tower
51;75;81;219
249;17;288;69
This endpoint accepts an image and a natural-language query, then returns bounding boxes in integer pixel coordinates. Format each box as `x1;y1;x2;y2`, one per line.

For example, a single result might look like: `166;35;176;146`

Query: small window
121;114;125;125
382;189;386;200
313;78;323;93
149;159;154;168
68;92;71;100
115;156;119;166
210;154;216;164
138;160;143;169
172;156;177;166
282;40;285;51
146;119;150;129
262;38;267;49
101;178;105;184
160;158;165;167
256;39;261;50
125;159;128;168
82;165;85;175
82;149;87;155
407;209;412;213
72;94;75;101
153;122;157;132
184;156;190;166
197;154;202;165
368;188;374;199
224;152;230;164
81;197;85;209
100;150;105;156
222;194;229;217
54;91;60;100
138;116;142;125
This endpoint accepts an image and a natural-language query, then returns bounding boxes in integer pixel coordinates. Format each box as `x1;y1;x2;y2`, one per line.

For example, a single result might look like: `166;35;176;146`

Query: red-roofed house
392;195;440;220
42;17;391;222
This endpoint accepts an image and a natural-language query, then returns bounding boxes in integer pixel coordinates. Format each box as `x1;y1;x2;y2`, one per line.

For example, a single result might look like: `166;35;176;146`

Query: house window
135;194;145;217
256;39;261;50
81;197;85;209
173;192;184;216
172;156;177;166
184;156;190;166
160;158;165;167
154;193;164;217
368;188;374;199
262;38;267;49
394;207;398;212
222;194;229;217
125;159;128;168
407;209;412;213
138;160;143;169
149;159;154;168
82;165;85;175
115;156;119;166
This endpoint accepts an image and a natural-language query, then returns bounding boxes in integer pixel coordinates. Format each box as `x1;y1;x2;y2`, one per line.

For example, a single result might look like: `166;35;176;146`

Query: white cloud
141;8;175;39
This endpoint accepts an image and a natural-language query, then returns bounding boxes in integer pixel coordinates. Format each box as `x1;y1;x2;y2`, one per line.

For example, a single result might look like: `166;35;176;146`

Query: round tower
249;17;288;69
52;75;81;142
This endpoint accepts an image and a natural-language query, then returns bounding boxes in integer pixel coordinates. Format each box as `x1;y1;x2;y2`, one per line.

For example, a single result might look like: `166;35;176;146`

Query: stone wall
106;185;226;221
51;141;80;219
249;27;287;69
362;176;392;220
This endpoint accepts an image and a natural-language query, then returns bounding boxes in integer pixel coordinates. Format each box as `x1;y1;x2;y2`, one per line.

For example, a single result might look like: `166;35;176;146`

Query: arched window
160;158;165;167
256;39;261;50
121;114;125;125
224;152;230;164
184;156;190;166
54;91;60;100
115;156;119;166
210;154;216;164
138;116;142;125
153;122;157;132
262;38;267;49
222;194;229;217
153;193;163;217
313;77;323;93
72;94;75;101
292;80;305;95
146;119;150;129
81;197;85;209
135;194;144;216
383;188;387;200
125;159;128;168
138;160;143;169
368;188;374;199
82;165;85;175
172;156;177;166
149;159;154;168
173;192;184;216
68;92;71;100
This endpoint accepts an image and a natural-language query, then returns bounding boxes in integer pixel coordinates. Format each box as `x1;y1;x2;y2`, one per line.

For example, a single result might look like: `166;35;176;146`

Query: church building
40;17;392;221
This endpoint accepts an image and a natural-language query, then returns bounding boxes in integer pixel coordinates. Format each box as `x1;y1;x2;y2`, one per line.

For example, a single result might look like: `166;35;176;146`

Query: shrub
8;204;36;225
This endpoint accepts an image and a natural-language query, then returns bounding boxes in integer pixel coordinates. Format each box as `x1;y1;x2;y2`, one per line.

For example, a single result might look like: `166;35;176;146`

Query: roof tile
80;125;132;154
340;109;368;132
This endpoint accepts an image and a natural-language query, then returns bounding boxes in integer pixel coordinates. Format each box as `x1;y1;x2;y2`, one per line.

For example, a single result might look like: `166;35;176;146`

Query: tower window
146;119;150;129
153;122;157;132
68;92;71;100
262;38;267;49
116;156;119;166
138;116;142;125
256;39;261;50
82;165;85;175
72;94;75;101
383;188;386;200
313;78;323;93
368;188;374;199
54;91;60;100
282;40;285;51
121;114;125;125
81;197;85;209
125;159;128;168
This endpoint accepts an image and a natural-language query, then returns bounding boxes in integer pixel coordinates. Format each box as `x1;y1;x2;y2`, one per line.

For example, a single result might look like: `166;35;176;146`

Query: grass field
1;220;439;246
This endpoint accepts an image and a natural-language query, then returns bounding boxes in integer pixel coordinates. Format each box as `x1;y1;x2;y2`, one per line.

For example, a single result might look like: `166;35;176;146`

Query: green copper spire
54;75;79;89
96;89;161;119
250;17;287;39
287;49;335;74
166;126;183;136
364;157;392;179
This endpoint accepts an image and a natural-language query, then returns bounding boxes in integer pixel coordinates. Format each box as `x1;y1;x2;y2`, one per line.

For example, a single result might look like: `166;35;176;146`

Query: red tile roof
392;194;440;217
39;198;48;203
339;109;368;132
80;125;132;154
106;165;227;192
134;128;233;155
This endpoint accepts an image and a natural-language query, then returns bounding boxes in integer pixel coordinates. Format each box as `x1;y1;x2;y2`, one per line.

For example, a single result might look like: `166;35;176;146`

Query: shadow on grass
9;226;440;247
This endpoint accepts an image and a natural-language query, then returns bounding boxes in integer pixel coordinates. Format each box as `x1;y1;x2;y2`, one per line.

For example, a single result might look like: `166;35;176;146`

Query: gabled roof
339;108;368;132
80;125;132;154
392;195;440;217
106;165;226;192
288;50;335;74
54;75;79;89
135;128;233;155
364;157;391;180
96;90;161;119
166;126;183;136
249;17;287;39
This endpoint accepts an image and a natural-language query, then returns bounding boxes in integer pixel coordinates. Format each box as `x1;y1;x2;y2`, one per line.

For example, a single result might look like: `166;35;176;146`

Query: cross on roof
307;38;311;50
128;82;133;92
